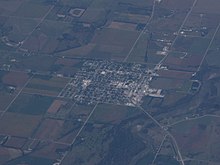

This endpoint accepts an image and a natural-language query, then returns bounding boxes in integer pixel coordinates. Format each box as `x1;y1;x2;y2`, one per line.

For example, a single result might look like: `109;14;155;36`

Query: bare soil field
2;71;29;87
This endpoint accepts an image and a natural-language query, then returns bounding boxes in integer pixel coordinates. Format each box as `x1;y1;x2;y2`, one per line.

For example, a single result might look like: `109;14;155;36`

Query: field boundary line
157;0;198;66
1;75;33;118
123;0;157;62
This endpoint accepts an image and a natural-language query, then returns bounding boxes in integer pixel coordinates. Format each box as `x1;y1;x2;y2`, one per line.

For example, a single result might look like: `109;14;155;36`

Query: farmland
0;0;220;165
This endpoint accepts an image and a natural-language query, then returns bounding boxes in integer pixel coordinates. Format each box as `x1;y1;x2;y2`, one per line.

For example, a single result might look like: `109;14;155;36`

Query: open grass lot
0;112;41;137
0;92;14;112
0;0;25;16
0;71;28;112
157;69;193;80
0;50;23;68
90;28;140;60
4;136;27;149
185;161;220;165
11;55;57;73
126;31;174;64
113;12;150;24
21;20;71;54
0;41;16;52
0;146;23;165
55;43;96;58
160;91;188;107
21;31;58;54
164;52;203;72
146;50;166;64
33;118;83;144
2;16;40;43
22;19;95;55
34;119;64;140
108;21;137;31
8;93;54;115
118;0;153;8
89;104;141;124
172;36;211;54
80;8;106;23
23;75;69;97
95;24;138;42
55;58;81;67
126;34;149;63
29;142;68;161
159;0;194;11
4;155;55;165
206;50;220;67
46;99;67;114
194;0;220;14
88;44;124;60
69;104;97;122
150;77;192;96
209;31;220;51
32;104;98;144
205;28;220;67
148;11;188;34
57;0;93;7
181;12;220;38
12;1;52;18
0;71;12;111
170;116;220;163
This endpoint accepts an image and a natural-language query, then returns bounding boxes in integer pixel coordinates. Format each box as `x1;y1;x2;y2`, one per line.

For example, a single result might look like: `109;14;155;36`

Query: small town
59;60;164;106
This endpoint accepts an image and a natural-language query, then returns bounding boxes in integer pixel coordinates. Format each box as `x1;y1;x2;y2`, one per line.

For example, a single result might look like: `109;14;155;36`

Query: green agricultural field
23;75;69;97
3;17;40;42
5;155;54;165
8;93;54;115
170;116;220;162
173;36;211;54
12;1;52;18
126;34;149;63
0;112;42;137
0;0;220;164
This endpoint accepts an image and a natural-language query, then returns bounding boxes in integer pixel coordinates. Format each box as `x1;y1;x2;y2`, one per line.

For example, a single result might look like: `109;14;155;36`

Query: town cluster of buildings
59;60;164;106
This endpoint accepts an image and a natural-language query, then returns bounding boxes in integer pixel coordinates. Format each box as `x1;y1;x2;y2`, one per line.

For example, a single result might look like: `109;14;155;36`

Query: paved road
123;0;157;62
